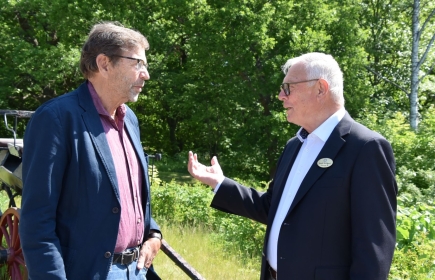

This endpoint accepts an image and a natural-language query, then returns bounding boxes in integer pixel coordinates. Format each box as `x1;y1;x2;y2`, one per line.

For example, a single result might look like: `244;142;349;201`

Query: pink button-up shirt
88;82;144;253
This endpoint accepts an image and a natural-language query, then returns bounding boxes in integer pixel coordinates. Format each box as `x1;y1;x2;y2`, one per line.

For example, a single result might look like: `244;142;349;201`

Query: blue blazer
20;82;160;280
212;113;397;280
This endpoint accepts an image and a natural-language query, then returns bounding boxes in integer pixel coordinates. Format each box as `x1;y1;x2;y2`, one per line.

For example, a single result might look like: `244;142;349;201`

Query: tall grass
153;221;260;280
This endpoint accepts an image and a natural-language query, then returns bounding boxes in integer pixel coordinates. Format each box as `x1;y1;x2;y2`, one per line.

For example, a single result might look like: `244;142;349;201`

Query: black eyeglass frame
280;79;319;96
111;55;149;70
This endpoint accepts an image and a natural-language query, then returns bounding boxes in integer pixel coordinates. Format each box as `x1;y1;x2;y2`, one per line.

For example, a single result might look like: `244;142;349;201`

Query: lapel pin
317;158;333;168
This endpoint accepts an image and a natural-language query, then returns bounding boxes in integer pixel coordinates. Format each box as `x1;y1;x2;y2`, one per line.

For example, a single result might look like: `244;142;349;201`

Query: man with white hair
188;52;397;280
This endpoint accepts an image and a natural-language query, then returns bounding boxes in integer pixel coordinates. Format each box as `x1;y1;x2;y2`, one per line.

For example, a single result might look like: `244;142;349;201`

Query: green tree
0;0;382;180
410;0;435;130
358;0;435;129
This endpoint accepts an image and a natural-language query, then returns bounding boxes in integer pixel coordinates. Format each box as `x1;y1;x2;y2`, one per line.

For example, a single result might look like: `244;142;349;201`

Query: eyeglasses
112;55;149;71
280;79;319;96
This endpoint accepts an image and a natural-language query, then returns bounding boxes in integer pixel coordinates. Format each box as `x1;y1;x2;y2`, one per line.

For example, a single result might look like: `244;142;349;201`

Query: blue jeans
107;260;148;280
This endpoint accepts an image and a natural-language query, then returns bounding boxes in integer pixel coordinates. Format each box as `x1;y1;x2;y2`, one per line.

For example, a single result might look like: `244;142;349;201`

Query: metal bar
1;110;34;148
160;239;206;280
0;110;34;118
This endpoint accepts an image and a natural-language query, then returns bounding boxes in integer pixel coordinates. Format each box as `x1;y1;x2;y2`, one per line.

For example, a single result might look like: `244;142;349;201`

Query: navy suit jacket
212;113;397;280
20;82;160;280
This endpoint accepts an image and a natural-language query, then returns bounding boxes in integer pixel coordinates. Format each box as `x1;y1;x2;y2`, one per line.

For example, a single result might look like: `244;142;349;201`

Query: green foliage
4;0;431;182
391;194;435;279
396;194;435;248
390;232;435;279
152;181;215;225
211;212;265;257
358;106;435;200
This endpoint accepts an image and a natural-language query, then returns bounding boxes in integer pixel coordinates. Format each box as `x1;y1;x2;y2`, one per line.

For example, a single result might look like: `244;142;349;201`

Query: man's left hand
137;238;161;269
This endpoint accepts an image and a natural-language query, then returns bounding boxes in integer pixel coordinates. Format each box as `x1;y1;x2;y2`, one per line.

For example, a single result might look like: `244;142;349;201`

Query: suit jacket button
105;252;112;258
112;207;119;213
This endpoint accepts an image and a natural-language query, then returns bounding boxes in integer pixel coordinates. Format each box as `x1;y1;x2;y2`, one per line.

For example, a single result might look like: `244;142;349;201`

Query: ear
95;54;111;78
317;78;329;97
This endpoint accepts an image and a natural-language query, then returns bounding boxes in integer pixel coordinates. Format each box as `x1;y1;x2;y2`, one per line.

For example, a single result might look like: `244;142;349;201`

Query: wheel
0;207;27;280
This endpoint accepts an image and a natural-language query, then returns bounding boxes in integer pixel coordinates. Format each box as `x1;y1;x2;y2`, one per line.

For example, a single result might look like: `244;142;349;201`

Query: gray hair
282;52;344;106
80;22;149;79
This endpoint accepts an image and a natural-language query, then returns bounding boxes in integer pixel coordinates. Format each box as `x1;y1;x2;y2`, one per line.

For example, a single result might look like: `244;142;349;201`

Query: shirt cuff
213;178;225;194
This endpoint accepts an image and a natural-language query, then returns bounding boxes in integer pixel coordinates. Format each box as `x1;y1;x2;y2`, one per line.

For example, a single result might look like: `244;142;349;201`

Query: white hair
282;52;344;106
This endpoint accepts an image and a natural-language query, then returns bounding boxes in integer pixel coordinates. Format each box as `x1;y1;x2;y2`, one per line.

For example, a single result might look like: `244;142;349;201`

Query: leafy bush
358;106;435;201
396;194;435;248
390;232;435;279
151;180;215;225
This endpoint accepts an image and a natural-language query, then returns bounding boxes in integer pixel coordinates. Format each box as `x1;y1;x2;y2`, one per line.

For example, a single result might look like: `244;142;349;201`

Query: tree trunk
410;0;420;130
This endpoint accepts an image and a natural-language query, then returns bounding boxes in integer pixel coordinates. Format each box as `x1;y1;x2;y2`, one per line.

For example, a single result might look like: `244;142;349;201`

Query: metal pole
160;240;206;280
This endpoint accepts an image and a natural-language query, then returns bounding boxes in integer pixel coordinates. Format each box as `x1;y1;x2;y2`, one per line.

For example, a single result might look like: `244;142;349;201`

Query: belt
112;247;140;265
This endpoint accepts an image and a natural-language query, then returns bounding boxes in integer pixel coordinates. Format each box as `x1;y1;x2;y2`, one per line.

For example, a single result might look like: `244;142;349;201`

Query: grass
153;222;260;280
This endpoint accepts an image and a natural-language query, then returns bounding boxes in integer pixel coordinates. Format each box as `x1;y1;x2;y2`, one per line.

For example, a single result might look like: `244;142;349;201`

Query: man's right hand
187;151;225;189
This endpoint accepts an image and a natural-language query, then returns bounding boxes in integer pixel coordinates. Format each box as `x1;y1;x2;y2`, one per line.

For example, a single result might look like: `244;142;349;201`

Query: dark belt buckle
113;247;139;265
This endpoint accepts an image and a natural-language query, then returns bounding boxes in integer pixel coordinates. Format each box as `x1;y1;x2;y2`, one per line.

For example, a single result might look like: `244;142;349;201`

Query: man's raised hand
187;151;225;189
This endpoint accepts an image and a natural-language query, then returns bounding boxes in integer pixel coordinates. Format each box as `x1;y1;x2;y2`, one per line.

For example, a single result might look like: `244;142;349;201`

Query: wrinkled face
109;47;150;103
278;62;319;129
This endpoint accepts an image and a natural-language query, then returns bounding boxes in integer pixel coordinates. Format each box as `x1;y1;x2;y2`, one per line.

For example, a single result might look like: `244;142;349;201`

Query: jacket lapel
77;83;120;202
287;113;353;215
124;113;150;190
267;138;302;224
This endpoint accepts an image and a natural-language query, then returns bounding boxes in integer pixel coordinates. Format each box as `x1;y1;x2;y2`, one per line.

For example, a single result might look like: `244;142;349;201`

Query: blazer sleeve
350;137;397;279
211;177;273;225
20;106;68;280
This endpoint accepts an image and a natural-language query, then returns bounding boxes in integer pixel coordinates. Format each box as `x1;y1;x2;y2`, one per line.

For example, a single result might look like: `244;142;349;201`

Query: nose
139;68;150;80
278;89;287;101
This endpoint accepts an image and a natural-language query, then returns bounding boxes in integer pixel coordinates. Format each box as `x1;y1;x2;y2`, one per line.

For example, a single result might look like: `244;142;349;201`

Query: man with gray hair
188;52;397;279
20;22;162;280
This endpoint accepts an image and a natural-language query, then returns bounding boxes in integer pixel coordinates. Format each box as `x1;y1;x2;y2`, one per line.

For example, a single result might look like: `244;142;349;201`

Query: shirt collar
297;108;345;143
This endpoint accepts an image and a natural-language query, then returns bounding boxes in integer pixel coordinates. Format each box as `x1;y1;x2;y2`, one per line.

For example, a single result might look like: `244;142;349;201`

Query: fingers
211;156;218;166
137;252;145;270
144;258;153;269
187;151;196;176
137;243;155;270
188;151;198;160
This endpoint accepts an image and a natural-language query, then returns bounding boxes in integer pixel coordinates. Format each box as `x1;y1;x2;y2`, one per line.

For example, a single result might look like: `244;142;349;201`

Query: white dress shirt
267;108;345;271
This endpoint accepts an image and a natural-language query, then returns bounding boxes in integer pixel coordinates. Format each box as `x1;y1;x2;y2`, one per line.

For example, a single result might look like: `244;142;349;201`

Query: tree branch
417;31;435;69
419;7;435;34
419;60;435;81
365;66;409;95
